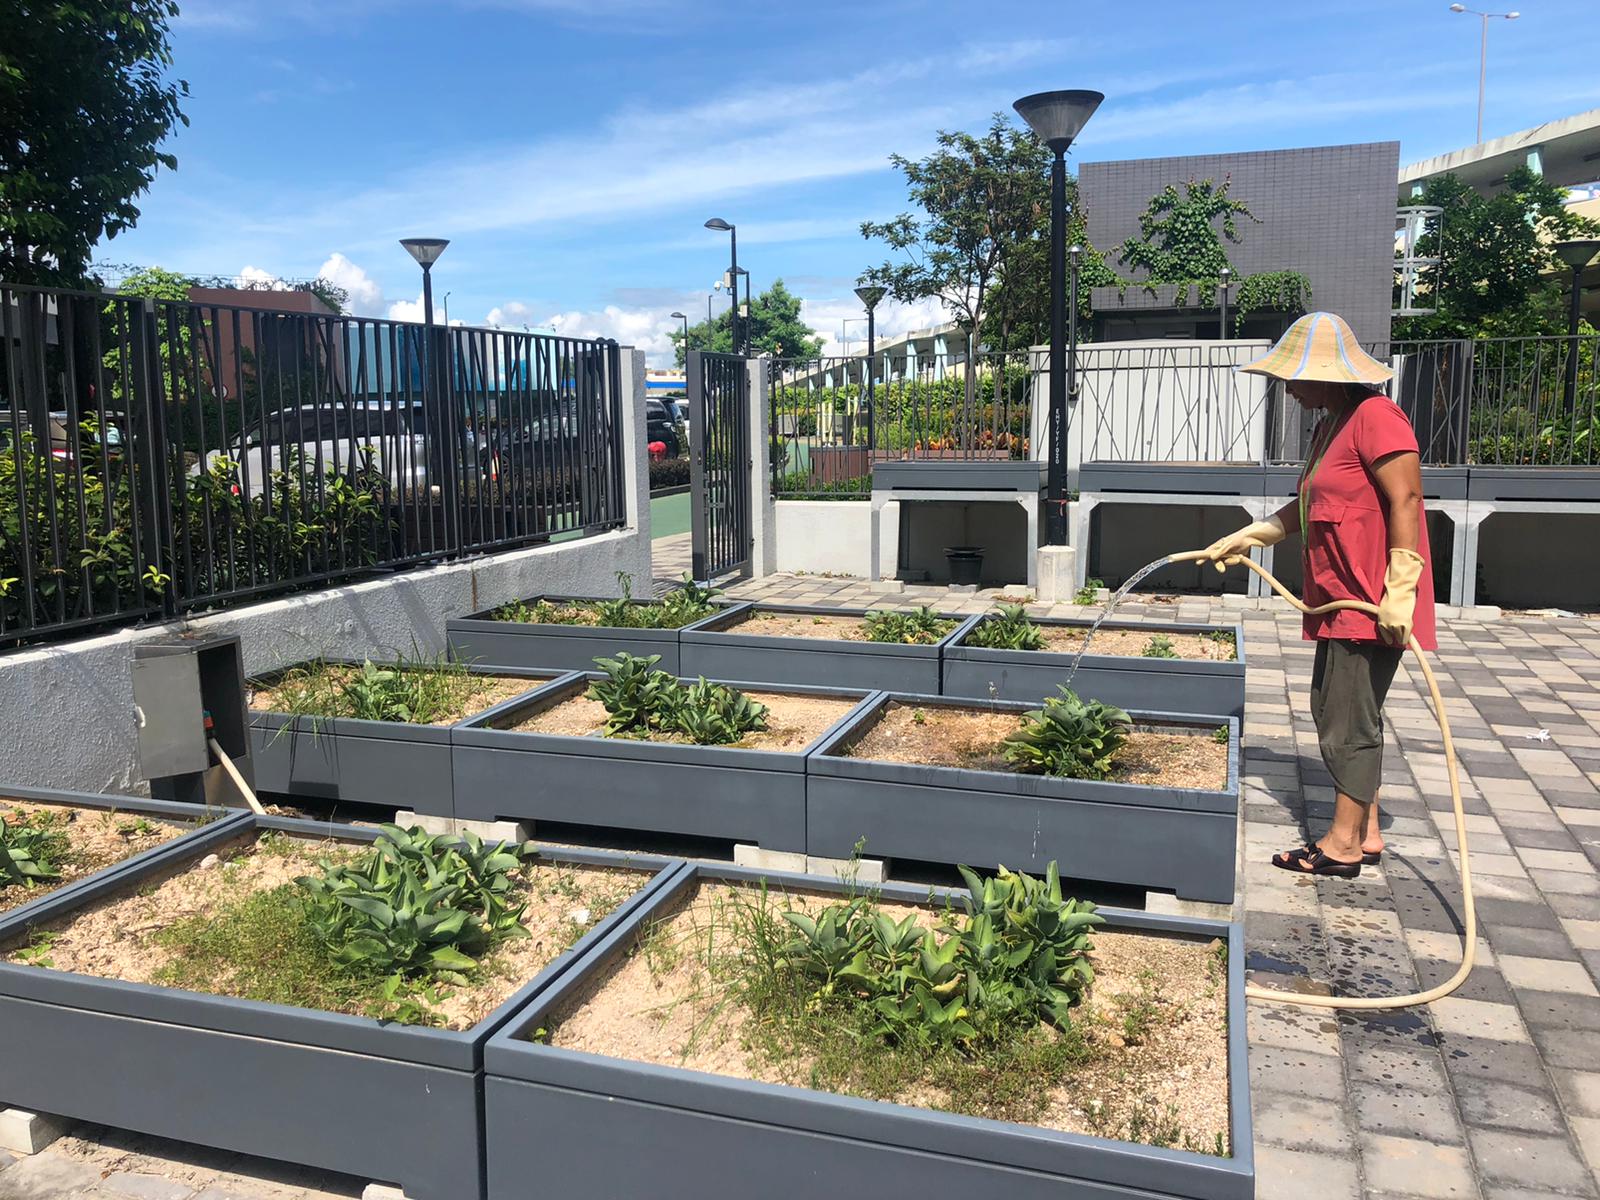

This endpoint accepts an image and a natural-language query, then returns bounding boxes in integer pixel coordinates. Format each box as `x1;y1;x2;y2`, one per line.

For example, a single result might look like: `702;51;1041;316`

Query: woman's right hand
1199;515;1287;572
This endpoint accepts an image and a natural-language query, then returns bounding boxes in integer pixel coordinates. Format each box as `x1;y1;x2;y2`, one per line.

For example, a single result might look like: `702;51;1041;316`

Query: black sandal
1361;850;1383;865
1271;845;1362;878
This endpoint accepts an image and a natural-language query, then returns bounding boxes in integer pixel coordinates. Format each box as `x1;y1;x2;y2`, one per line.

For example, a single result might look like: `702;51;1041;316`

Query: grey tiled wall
1079;141;1400;344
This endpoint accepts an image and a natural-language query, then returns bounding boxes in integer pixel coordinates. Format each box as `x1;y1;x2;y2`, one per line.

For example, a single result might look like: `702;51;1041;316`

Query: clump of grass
861;606;955;645
263;650;487;725
1205;630;1238;659
493;573;720;630
965;603;1045;651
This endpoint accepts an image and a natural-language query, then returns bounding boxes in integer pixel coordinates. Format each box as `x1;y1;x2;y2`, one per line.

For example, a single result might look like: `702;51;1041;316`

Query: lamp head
670;311;687;319
1554;239;1600;272
399;237;449;267
1449;3;1466;11
854;284;887;310
704;218;733;232
1012;90;1105;153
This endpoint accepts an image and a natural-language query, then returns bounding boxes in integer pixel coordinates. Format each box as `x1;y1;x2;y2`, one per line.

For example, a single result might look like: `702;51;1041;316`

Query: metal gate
686;350;752;580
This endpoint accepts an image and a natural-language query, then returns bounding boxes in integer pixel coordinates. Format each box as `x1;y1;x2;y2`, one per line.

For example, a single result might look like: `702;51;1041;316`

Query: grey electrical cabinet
132;635;250;802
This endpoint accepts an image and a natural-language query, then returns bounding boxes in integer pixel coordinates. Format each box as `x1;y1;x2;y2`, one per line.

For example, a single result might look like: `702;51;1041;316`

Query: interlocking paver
1360;1134;1479;1198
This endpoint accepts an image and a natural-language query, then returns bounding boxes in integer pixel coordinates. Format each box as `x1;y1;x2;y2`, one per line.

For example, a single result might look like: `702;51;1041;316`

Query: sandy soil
1036;627;1237;661
548;881;1230;1153
0;799;185;916
508;689;859;751
249;670;542;726
2;832;650;1031
723;612;876;641
842;703;1229;790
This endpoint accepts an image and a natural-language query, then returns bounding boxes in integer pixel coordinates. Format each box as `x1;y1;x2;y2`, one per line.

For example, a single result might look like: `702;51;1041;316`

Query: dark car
646;398;682;457
2;410;127;465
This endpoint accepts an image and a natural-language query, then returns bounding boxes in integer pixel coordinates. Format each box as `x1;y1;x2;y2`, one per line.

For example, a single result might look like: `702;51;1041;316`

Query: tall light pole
1013;89;1104;546
856;284;886;455
671;310;690;360
399;237;452;544
1554;240;1599;415
443;290;452;328
1218;267;1232;339
1449;4;1520;144
1067;245;1082;414
705;218;739;354
734;266;753;351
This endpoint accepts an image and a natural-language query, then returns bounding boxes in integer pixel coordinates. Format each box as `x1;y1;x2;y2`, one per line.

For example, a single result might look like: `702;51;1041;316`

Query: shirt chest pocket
1304;499;1382;601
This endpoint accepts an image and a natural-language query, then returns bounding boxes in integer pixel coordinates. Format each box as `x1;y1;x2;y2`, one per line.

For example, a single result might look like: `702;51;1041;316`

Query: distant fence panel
687;351;751;580
0;282;628;648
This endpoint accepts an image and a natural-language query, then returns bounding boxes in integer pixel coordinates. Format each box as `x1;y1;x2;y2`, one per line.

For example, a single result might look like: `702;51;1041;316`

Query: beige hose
1167;549;1473;1010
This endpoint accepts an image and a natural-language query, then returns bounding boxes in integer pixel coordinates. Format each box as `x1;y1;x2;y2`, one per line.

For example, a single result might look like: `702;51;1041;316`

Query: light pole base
1034;544;1079;602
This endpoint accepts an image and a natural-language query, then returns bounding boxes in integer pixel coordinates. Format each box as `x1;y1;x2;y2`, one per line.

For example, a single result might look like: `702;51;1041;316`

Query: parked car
1;410;126;465
646;398;682;457
203;402;441;498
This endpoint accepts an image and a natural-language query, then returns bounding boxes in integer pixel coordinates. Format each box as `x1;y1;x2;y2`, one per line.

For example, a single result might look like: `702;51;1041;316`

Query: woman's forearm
1273;499;1300;537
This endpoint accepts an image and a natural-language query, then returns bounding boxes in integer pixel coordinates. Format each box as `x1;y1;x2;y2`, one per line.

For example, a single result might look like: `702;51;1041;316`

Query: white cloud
317;252;386;315
386;293;451;324
234;265;287;289
802;294;952;356
485;302;545;330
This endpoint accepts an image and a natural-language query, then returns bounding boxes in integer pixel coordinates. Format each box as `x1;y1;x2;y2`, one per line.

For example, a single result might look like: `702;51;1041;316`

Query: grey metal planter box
680;605;980;693
451;675;879;852
944;615;1247;719
1466;466;1600;502
0;812;685;1200
248;661;568;816
483;861;1252;1200
807;695;1240;903
447;598;751;674
872;460;1046;493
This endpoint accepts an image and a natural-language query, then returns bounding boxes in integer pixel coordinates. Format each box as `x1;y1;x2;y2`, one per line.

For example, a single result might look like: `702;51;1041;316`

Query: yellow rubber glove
1377;548;1425;646
1198;514;1286;573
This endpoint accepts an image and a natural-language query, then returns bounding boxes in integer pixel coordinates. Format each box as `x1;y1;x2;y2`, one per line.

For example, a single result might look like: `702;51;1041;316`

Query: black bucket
945;546;984;586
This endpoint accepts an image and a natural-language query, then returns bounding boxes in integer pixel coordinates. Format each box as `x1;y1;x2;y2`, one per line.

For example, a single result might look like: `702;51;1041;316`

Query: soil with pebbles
722;611;954;643
508;689;860;751
248;669;542;726
547;881;1231;1153
0;798;185;916
1035;627;1237;661
841;702;1229;790
2;832;650;1030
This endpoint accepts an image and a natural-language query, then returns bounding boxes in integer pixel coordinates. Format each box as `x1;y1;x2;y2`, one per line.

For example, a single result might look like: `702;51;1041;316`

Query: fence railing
768;334;1600;498
0;282;627;648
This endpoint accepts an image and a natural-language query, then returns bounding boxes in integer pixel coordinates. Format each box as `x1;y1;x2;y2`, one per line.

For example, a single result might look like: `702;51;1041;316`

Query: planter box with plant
1;786;239;921
807;688;1239;903
446;573;746;674
248;655;566;816
0;814;683;1200
483;859;1251;1200
944;606;1247;718
680;604;980;692
452;654;878;852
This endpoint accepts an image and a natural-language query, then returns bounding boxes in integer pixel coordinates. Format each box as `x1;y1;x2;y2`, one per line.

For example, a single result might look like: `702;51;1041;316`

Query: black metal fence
687;351;752;580
0;282;628;648
769;334;1600;498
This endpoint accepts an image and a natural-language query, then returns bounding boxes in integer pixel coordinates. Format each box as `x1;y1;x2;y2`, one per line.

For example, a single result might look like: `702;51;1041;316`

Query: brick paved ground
5;540;1599;1199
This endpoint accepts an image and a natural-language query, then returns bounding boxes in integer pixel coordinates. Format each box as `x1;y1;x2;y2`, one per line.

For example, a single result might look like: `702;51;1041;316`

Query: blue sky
99;0;1600;363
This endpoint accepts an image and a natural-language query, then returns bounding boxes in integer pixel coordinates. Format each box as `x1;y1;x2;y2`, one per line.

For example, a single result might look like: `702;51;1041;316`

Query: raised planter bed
451;674;878;851
248;660;567;816
944;614;1246;718
807;695;1240;902
447;597;750;674
0;813;684;1200
483;861;1251;1200
0;786;242;919
680;605;980;692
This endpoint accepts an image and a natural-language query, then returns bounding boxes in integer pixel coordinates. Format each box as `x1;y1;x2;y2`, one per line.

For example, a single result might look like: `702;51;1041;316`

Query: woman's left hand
1377;548;1425;646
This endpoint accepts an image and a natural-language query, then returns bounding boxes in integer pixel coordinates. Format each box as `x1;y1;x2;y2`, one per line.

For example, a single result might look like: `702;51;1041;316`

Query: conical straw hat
1237;312;1392;383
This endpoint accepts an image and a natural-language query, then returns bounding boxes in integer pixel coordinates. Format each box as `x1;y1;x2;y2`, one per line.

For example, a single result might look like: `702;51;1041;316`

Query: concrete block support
748;357;777;578
0;1108;69;1154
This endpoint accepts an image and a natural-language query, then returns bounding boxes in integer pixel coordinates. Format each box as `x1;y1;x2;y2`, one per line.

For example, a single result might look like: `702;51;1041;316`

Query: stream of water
1060;555;1182;693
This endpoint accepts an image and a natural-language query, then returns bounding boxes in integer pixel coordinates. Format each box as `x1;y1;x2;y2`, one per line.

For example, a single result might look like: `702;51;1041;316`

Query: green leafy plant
595;571;641;629
1074;578;1104;606
267;652;481;726
862;606;954;645
966;603;1044;651
1141;634;1178;659
585;653;768;746
0;815;67;889
1003;687;1132;781
658;574;722;627
672;677;769;746
1212;725;1229;745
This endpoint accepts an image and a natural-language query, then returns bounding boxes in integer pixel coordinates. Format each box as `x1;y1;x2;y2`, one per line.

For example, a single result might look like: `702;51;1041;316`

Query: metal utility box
132;635;250;803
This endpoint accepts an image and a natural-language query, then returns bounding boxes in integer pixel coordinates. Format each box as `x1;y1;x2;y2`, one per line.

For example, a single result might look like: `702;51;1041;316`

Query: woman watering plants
1200;312;1435;878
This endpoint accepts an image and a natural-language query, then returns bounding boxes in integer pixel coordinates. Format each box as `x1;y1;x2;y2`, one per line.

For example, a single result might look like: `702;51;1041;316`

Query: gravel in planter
0;796;190;917
508;686;860;751
1031;627;1236;661
719;608;957;643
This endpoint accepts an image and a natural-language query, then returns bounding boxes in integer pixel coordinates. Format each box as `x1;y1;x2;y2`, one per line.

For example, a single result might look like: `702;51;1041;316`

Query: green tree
1;0;190;286
672;279;823;365
985;199;1121;350
1394;167;1600;339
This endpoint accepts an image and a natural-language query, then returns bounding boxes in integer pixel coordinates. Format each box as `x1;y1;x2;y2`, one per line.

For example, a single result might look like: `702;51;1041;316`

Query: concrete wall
1475;512;1600;609
0;349;652;795
1080;141;1400;345
774;500;897;578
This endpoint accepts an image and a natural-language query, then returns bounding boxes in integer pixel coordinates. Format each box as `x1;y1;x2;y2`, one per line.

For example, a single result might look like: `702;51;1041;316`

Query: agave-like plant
1002;686;1132;781
0;816;65;889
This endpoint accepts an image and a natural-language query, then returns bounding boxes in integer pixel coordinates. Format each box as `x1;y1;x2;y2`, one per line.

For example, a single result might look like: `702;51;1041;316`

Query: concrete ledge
805;855;888;885
732;845;807;874
394;811;534;844
0;1108;69;1155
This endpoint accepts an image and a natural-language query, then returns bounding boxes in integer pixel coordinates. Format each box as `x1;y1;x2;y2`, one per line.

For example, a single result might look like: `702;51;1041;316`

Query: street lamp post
1554;239;1599;415
705;218;739;354
855;284;886;455
1449;4;1520;144
1067;246;1082;414
1013;89;1104;546
671;310;690;360
1218;267;1232;339
399;237;452;546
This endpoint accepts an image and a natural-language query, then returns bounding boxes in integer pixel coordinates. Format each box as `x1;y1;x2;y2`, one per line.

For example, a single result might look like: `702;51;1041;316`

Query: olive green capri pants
1310;638;1405;805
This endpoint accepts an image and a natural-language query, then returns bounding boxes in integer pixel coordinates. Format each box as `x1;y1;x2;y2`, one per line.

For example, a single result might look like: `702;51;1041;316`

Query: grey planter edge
483;862;1253;1200
450;676;885;850
0;812;689;1200
944;615;1246;717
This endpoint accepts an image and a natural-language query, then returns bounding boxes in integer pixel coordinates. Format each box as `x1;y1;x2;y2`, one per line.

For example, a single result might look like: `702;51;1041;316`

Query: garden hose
1165;549;1474;1011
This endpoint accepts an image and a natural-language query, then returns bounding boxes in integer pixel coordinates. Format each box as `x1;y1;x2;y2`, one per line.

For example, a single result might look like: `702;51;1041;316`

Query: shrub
1002;686;1132;780
268;652;479;725
862;606;954;645
965;603;1044;651
649;457;691;491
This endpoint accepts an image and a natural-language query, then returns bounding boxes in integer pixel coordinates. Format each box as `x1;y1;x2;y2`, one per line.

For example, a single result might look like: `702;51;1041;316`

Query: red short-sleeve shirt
1300;395;1437;650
